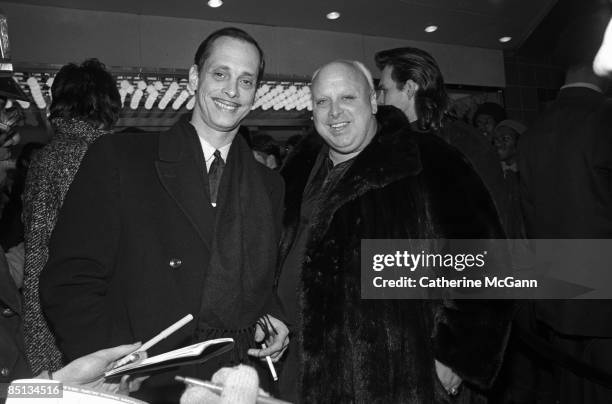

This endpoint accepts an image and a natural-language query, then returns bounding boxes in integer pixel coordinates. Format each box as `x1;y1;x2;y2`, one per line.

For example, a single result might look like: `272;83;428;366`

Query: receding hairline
311;60;375;93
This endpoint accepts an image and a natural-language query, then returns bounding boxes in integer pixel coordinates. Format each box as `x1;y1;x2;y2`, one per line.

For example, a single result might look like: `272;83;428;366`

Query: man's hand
247;314;289;362
435;359;462;396
52;342;148;395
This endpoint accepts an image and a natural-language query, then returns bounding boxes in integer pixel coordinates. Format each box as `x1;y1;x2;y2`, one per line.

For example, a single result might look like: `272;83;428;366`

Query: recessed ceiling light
326;11;341;20
499;36;512;43
207;0;223;8
424;25;438;33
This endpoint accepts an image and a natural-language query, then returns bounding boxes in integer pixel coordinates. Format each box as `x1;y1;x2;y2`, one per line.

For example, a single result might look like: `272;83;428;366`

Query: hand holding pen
111;314;194;370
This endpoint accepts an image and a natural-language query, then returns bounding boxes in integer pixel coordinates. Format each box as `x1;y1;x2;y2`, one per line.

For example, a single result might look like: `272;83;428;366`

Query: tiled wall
503;52;565;125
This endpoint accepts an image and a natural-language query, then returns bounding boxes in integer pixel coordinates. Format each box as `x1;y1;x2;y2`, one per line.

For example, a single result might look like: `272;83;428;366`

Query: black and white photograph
0;0;611;403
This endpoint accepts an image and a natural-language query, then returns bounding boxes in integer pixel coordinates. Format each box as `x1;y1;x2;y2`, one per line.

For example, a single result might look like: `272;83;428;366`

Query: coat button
1;308;14;317
169;258;183;269
0;368;9;376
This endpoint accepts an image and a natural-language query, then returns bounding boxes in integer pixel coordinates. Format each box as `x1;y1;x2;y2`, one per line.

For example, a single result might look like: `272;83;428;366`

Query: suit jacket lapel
155;121;214;250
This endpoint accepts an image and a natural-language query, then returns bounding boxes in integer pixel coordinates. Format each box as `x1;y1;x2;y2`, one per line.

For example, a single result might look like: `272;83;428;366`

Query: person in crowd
0;99;27;250
276;60;513;402
281;134;302;163
0;142;43;251
488;119;534;404
491;119;530;265
39;27;288;403
518;9;612;403
492;120;526;175
374;47;508;231
251;134;281;170
21;59;121;376
473;102;507;138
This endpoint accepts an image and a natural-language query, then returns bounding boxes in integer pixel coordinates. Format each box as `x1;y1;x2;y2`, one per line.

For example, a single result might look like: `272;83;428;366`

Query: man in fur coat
276;60;513;403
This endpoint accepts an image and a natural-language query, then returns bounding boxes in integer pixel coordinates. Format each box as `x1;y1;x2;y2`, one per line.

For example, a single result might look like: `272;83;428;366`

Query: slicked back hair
375;47;448;131
193;27;265;83
49;58;121;129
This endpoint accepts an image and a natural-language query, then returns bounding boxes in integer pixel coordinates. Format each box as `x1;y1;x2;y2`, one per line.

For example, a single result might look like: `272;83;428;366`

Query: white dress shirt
197;137;231;206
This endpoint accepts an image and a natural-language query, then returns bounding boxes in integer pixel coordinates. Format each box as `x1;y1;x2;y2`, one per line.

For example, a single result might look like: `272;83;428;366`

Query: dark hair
251;134;281;163
473;102;507;126
194;27;265;83
49;59;120;129
375;47;448;131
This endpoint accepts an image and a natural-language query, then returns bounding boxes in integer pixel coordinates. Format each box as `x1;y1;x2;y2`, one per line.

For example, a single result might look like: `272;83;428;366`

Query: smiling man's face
311;62;378;164
189;36;259;137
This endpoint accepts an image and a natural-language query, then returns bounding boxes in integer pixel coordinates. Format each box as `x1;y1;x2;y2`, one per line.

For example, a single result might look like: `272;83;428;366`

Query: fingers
96;341;143;362
253;324;265;343
247;347;272;358
128;375;149;393
117;375;130;396
270;341;289;362
247;336;289;361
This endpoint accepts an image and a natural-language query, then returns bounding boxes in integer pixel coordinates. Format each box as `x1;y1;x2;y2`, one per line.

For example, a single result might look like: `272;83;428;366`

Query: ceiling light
424;25;438;33
207;0;223;8
326;11;341;20
499;36;512;43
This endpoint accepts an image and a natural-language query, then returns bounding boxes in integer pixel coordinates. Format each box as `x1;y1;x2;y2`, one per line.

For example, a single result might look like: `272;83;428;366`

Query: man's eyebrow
210;64;256;76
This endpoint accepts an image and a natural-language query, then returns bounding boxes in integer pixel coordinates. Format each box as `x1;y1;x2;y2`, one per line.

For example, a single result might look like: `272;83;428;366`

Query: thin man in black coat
40;28;288;403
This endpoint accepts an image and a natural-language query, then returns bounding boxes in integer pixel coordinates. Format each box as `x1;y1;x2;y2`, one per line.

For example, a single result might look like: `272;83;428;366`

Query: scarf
197;134;278;358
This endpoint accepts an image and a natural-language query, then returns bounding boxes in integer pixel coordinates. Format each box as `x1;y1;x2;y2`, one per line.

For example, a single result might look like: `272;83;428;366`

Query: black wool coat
278;106;514;403
39;119;284;401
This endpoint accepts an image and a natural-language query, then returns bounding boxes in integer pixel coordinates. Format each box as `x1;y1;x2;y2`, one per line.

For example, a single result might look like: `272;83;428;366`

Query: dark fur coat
279;106;513;403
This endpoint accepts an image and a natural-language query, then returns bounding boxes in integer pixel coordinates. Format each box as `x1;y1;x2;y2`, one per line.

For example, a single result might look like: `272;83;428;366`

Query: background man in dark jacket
40;27;288;403
518;10;612;403
374;47;508;233
276;60;513;403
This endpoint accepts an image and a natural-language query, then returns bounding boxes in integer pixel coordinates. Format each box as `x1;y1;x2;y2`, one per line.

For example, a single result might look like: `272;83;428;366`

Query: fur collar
280;105;421;255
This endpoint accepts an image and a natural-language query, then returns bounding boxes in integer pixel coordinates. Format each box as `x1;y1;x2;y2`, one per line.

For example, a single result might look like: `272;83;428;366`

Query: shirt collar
501;161;518;174
199;136;232;163
560;82;603;93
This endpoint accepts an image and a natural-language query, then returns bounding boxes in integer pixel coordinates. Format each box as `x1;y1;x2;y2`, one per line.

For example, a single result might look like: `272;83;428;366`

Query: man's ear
370;89;378;114
403;79;419;99
188;65;200;92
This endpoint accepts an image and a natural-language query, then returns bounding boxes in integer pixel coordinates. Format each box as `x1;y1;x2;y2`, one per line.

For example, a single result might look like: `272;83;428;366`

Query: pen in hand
112;313;194;369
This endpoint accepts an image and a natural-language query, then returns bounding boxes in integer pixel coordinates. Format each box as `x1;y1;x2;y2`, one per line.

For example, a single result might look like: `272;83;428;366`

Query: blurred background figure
473;102;507;138
0;141;43;250
493;119;526;175
374;47;507;231
518;7;612;403
22;58;121;375
281;134;302;164
251;133;281;170
0;98;24;217
492;120;528;249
